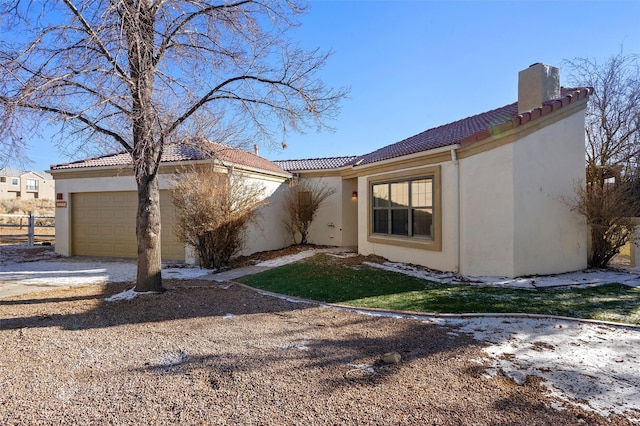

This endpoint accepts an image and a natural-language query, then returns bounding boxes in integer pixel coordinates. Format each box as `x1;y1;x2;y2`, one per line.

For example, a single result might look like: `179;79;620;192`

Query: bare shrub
565;52;640;267
282;179;336;245
570;180;640;267
171;166;266;269
0;199;54;224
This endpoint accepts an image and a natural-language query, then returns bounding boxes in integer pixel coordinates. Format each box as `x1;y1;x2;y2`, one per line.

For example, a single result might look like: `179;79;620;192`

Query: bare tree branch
0;0;347;290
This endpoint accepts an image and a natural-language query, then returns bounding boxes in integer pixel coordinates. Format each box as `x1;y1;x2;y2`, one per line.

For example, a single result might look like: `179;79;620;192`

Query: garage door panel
72;191;184;261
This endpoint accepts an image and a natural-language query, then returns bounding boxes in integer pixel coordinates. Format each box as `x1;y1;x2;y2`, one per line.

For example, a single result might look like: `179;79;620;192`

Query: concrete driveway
0;257;213;299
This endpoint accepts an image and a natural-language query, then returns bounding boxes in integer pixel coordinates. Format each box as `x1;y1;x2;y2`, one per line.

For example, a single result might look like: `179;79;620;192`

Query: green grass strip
238;254;640;324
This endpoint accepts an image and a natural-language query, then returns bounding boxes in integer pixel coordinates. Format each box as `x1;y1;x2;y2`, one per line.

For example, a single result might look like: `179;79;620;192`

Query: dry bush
171;166;266;269
571;180;640;267
0;199;55;224
282;179;336;245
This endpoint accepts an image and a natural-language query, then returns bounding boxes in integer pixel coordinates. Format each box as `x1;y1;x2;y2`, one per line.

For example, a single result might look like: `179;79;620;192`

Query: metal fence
0;211;55;245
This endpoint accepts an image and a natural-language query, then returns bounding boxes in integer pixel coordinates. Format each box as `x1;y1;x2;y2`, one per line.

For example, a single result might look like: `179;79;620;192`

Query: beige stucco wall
303;176;347;246
238;176;290;255
357;162;458;272
458;144;516;276
341;178;359;247
511;109;587;275
53;167;290;263
0;178;20;199
460;108;587;277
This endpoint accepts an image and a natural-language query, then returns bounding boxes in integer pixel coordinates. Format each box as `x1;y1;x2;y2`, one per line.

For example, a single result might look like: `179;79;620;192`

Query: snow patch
105;287;156;302
363;261;640;289
347;363;376;374
444;316;640;419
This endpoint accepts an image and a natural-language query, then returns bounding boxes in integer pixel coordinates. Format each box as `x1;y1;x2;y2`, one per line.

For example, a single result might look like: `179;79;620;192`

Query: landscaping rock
382;351;401;364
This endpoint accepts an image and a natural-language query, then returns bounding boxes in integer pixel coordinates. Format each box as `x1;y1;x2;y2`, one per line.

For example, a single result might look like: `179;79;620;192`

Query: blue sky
17;0;640;172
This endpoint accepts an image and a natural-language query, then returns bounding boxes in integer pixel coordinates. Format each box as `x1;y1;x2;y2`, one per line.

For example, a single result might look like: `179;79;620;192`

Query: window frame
367;165;441;251
26;179;38;191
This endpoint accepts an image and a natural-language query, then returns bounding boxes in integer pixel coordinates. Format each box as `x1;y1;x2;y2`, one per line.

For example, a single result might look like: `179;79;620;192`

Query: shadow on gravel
0;277;628;425
0;293;101;306
0;280;306;331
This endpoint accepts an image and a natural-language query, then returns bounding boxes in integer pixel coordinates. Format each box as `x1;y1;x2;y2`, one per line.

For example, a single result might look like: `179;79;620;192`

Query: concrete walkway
205;248;347;282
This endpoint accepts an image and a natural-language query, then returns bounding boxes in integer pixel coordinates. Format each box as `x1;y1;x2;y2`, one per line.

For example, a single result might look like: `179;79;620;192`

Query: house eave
50;159;291;180
339;144;460;179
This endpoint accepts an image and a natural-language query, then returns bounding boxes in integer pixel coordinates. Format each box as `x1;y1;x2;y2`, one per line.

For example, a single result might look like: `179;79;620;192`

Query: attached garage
71;191;184;261
50;142;292;264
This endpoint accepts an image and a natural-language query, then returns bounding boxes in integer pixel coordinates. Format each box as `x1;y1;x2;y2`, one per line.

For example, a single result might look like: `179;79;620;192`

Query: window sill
367;234;441;252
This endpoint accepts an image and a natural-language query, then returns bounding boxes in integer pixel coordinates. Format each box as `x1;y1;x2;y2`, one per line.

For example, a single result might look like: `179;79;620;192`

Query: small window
0;177;6;183
11;178;19;185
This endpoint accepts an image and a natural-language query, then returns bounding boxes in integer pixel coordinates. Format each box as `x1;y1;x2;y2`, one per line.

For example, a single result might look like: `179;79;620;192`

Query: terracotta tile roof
201;142;290;175
354;87;592;166
273;156;359;172
50;142;290;176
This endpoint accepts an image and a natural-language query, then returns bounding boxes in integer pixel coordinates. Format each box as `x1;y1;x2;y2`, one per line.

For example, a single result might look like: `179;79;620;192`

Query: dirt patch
0;244;61;264
0;279;630;425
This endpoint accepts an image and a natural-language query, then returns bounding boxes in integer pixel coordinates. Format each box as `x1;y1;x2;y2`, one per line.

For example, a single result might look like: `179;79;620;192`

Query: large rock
382;351;401;364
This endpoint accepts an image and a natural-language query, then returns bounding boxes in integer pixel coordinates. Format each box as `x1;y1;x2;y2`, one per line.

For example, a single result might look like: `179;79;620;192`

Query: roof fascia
457;96;588;160
341;144;459;179
339;95;589;178
50;158;291;180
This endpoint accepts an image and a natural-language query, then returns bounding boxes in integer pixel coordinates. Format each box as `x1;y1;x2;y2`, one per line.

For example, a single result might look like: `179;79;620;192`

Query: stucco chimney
518;63;560;114
253;144;259;156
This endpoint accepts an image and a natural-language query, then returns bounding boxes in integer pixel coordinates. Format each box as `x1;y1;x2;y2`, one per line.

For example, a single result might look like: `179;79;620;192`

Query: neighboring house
0;168;55;200
50;63;592;277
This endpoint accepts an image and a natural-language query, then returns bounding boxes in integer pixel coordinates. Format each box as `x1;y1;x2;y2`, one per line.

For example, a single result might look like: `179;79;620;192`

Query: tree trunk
135;173;164;292
125;0;163;292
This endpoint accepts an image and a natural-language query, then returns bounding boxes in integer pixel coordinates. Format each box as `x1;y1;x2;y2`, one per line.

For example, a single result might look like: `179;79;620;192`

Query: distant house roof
354;87;592;166
50;142;290;176
273;156;359;172
0;167;26;177
0;167;50;178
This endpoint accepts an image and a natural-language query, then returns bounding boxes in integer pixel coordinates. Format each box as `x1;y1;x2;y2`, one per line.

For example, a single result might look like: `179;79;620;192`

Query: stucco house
0;168;55;200
51;143;292;261
51;63;592;277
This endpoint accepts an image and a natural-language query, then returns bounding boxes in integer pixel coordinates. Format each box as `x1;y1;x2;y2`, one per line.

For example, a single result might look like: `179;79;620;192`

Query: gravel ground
0;284;633;425
0;246;637;425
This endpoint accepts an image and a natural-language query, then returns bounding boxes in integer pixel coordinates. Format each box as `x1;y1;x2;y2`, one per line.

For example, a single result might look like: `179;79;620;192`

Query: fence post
28;211;35;246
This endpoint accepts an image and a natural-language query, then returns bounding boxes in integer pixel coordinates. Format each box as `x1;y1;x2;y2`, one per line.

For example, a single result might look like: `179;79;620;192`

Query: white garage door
71;191;185;261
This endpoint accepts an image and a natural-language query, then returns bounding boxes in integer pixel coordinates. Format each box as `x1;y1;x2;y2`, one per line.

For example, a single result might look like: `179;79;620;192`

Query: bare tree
565;52;640;267
171;165;265;269
282;178;336;245
0;1;347;291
